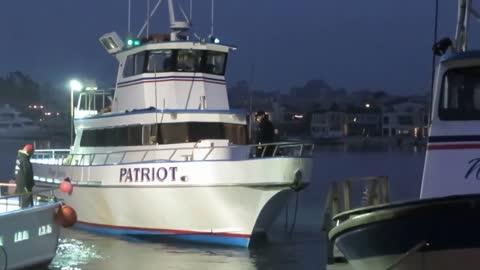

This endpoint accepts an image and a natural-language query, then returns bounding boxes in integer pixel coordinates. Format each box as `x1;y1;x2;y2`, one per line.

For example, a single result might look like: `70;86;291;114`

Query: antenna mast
168;0;191;41
128;0;132;34
455;0;471;52
210;0;215;39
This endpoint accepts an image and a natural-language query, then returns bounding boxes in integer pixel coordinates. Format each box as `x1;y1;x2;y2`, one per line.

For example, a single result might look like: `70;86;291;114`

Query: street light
69;79;83;146
365;103;371;108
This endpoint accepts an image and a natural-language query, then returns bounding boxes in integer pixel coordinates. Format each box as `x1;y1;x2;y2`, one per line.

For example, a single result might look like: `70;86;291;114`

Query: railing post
343;179;351;211
382;176;390;203
120;152;127;164
141;150;149;162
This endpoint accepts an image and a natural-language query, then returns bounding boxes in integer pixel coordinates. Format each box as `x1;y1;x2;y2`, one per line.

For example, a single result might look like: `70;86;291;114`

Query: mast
455;0;471;52
168;0;191;41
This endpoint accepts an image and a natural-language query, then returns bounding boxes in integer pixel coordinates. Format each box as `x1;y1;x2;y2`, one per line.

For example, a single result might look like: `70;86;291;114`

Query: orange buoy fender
60;178;73;194
55;205;77;228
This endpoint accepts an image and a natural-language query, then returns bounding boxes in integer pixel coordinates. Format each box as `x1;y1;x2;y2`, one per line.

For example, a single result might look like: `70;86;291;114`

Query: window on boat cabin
146;50;174;72
205;51;227;75
128;125;143;145
176;50;203;72
79;123;248;147
224;123;248;144
123;52;147;77
157;122;247;144
142;49;227;75
142;124;158;145
188;122;224;141
439;67;480;120
159;123;189;144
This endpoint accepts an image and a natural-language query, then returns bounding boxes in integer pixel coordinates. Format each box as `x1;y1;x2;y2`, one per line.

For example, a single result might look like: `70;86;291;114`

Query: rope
284;191;301;236
289;191;300;235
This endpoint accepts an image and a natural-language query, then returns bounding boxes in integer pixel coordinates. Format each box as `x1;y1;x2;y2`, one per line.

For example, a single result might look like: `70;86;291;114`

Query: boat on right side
327;1;480;269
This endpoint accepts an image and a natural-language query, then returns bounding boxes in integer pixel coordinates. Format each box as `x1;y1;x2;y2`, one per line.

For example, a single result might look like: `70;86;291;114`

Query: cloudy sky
0;1;475;95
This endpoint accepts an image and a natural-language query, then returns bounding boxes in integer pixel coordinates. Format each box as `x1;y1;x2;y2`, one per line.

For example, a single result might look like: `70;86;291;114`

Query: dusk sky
0;1;475;95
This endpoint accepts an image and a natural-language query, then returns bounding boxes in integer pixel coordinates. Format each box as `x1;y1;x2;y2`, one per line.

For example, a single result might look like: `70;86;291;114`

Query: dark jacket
256;118;275;144
15;150;34;192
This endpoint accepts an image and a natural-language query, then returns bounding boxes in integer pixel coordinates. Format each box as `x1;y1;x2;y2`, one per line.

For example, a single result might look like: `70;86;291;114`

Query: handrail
0;186;59;212
31;141;315;167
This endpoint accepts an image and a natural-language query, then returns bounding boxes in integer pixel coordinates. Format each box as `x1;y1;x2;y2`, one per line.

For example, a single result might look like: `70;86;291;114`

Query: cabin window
143;49;227;75
224;123;248;144
176;50;203;72
205;51;227;75
123;52;146;77
79;122;248;147
188;122;224;141
439;67;480;120
146;50;174;72
143;124;158;145
128;125;143;145
160;123;189;144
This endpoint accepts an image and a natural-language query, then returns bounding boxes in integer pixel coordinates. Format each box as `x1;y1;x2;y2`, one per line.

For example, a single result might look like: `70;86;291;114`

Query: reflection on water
51;229;323;270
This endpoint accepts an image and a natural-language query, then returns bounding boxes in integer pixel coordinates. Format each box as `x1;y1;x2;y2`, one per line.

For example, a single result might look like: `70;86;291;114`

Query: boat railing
322;176;390;266
0;185;59;213
32;141;315;166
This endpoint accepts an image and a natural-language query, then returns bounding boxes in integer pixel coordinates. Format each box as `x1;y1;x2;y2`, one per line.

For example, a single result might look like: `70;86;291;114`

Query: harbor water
0;139;425;270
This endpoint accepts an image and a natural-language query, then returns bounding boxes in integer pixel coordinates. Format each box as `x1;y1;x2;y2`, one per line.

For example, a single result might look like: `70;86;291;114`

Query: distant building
381;101;428;138
345;107;382;136
310;110;346;140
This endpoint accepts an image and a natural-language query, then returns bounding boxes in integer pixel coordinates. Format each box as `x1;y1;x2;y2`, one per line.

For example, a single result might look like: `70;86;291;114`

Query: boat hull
329;194;480;270
36;184;292;247
0;202;61;270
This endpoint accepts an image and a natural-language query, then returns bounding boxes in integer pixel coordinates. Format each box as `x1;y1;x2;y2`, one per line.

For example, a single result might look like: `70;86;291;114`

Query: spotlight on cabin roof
99;32;125;54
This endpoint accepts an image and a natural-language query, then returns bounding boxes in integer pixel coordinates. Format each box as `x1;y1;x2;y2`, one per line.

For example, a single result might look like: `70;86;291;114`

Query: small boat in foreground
0;182;76;269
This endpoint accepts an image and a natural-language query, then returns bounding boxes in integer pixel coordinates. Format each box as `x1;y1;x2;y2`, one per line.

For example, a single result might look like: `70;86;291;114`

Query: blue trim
75;223;250;247
118;75;225;86
441;50;480;63
74;108;247;121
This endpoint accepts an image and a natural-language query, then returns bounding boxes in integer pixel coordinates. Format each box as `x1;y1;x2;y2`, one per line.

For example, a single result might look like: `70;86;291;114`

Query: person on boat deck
255;111;275;157
14;144;35;208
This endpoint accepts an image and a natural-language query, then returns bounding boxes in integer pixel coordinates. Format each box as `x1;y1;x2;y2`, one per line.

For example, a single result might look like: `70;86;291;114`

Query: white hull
33;156;312;247
0;202;60;269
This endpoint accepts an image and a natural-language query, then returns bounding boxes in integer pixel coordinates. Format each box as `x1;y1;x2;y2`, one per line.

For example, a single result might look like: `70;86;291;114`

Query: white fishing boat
326;1;480;269
0;184;74;269
30;0;313;247
0;104;45;139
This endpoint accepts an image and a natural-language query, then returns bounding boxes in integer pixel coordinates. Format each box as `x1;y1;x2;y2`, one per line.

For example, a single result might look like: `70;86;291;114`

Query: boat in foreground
31;0;313;247
0;185;75;269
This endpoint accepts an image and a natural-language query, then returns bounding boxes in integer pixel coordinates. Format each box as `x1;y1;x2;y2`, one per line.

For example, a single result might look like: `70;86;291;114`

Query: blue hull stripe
75;223;250;247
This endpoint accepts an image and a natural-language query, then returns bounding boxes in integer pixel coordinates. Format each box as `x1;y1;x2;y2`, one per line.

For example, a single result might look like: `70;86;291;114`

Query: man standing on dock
14;144;35;208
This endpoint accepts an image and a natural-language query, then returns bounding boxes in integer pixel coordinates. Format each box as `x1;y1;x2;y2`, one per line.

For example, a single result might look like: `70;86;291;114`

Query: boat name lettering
465;158;480;180
119;167;178;182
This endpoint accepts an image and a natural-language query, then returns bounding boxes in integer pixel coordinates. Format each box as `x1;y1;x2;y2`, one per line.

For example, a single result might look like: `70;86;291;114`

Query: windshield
439;67;480;120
